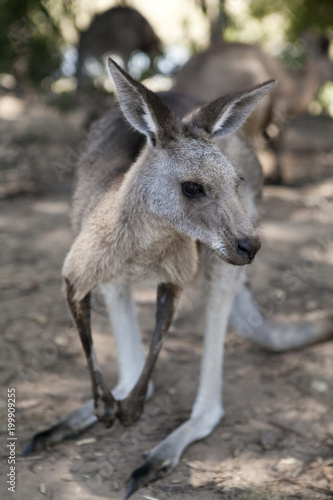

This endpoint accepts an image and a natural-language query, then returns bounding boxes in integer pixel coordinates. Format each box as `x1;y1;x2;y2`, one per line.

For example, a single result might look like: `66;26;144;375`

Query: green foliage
249;0;333;40
0;0;75;86
318;82;333;113
278;40;307;71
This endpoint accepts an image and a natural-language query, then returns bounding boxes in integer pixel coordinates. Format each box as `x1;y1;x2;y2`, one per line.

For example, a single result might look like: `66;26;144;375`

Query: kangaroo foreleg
117;282;180;427
65;279;118;427
24;282;155;454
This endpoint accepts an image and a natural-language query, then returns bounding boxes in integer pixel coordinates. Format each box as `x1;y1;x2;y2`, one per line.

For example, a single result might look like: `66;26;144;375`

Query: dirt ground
0;93;333;500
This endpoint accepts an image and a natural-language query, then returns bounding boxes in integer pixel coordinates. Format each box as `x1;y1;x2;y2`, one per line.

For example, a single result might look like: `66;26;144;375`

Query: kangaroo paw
94;393;119;428
116;394;146;428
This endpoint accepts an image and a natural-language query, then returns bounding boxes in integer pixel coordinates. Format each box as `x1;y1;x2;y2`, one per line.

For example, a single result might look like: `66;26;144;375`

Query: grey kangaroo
26;59;333;498
76;6;161;89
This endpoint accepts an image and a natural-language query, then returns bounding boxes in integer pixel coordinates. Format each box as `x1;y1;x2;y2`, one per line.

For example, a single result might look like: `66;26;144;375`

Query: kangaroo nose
235;236;261;262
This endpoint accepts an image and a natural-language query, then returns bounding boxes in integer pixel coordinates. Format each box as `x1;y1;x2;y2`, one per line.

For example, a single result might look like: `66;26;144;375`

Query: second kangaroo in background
26;60;333;498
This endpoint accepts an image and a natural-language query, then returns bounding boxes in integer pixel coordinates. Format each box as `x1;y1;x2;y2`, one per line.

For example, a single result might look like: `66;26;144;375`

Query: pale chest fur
110;232;199;287
97;191;200;288
63;194;200;302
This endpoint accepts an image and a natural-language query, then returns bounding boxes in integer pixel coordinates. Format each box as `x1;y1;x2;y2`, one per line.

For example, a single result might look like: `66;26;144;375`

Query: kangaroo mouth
214;250;252;266
213;238;260;266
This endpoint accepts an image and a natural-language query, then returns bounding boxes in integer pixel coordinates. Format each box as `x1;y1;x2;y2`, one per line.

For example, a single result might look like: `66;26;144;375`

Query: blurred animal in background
174;32;333;183
76;5;161;89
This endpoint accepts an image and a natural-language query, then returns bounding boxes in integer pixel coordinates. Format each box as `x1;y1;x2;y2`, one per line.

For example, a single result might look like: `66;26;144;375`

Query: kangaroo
76;6;161;89
25;60;333;498
174;34;333;182
174;33;333;137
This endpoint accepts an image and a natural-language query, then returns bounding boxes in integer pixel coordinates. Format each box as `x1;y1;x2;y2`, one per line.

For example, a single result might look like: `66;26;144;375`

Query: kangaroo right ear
108;58;180;146
188;80;276;138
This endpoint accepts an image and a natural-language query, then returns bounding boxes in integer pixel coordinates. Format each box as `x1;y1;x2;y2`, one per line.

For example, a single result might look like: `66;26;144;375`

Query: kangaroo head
108;58;274;266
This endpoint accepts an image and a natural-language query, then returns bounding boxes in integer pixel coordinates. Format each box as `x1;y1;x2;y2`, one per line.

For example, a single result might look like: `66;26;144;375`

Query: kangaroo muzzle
235;235;261;263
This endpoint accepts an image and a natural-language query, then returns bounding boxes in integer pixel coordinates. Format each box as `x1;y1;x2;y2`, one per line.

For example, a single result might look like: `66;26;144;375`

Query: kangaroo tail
230;282;333;352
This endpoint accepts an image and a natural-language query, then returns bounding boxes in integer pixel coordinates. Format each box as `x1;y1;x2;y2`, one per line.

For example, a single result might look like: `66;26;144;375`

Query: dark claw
125;461;155;499
124;478;138;499
125;458;172;499
22;421;82;455
22;441;35;456
22;427;58;455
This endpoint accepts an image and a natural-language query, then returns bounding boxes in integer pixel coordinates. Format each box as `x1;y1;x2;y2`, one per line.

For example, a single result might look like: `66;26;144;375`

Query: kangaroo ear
188;80;276;138
108;58;180;146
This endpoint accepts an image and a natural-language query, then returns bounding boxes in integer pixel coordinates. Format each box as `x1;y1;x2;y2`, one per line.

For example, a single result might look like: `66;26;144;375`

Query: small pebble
311;380;328;393
61;474;74;482
221;431;233;441
54;334;69;347
75;437;96;446
80;464;100;475
28;313;48;326
279;457;298;465
260;430;278;450
17;399;41;410
69;465;80;473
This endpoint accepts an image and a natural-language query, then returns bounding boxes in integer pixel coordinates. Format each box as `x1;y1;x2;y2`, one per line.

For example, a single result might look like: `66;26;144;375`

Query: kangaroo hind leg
100;282;154;401
125;263;245;498
117;283;180;427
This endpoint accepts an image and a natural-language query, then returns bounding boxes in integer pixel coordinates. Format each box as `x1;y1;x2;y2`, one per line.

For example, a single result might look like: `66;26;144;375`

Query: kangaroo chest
116;235;199;287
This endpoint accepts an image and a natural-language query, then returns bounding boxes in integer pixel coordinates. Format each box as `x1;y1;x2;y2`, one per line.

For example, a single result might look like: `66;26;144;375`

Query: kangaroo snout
235;235;261;263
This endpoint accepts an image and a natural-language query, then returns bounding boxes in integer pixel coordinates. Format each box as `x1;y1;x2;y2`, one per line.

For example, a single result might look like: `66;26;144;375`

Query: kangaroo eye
181;182;205;198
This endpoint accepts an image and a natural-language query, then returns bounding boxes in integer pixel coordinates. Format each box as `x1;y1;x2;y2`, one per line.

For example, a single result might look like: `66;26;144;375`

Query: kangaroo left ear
188;80;276;138
108;57;181;146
